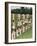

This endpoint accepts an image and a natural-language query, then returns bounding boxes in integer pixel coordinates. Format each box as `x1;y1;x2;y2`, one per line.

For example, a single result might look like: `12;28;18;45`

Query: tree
29;8;32;15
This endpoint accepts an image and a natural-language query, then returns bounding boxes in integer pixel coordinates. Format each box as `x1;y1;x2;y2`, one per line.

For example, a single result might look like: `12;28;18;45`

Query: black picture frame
5;2;36;44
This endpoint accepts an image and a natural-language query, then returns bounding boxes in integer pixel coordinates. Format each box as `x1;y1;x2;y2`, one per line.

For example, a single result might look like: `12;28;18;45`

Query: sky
11;6;31;9
11;6;21;9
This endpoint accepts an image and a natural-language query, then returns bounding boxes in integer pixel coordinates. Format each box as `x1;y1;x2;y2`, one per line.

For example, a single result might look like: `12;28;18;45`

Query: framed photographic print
5;2;36;44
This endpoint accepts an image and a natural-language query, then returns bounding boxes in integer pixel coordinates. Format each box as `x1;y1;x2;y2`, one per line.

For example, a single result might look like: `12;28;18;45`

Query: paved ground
16;27;32;39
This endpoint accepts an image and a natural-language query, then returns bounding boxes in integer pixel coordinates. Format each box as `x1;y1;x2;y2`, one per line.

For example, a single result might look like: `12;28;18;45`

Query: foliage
11;7;32;14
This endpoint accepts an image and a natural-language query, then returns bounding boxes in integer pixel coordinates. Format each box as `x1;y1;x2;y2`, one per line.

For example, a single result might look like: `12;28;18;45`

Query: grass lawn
16;27;32;39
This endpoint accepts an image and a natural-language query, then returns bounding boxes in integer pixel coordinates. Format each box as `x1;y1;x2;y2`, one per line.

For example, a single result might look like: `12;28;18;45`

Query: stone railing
11;14;32;39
